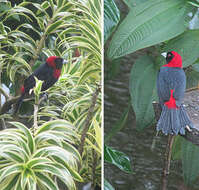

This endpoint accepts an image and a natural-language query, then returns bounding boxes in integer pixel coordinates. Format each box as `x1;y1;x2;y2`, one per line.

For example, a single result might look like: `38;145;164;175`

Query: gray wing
157;67;186;107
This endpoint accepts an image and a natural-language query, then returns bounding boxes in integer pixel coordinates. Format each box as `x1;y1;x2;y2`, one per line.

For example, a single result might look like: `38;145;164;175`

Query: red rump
53;69;61;79
46;56;58;68
165;89;177;109
163;51;182;68
21;85;25;93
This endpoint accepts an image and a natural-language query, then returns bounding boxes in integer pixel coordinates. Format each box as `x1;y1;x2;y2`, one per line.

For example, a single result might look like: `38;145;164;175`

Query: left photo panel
0;0;102;190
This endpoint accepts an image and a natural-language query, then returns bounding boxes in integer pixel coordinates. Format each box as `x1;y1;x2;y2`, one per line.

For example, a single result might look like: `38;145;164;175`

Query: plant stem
33;104;38;133
91;149;98;190
162;134;175;190
78;85;101;156
32;95;46;135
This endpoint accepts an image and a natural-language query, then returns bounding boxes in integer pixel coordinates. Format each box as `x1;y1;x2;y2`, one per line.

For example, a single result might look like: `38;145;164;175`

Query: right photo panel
104;0;199;190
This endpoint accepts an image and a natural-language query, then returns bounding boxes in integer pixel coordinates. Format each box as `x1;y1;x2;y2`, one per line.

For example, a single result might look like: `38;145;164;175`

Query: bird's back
157;67;186;106
24;63;56;93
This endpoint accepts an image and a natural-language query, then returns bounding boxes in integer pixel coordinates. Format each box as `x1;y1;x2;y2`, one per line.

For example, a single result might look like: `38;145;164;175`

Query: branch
162;135;175;190
0;86;9;100
78;85;101;156
32;95;47;135
0;96;34;115
91;149;98;190
0;96;19;115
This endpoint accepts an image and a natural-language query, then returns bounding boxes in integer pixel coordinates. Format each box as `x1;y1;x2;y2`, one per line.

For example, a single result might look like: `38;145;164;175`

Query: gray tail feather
14;94;25;114
157;105;193;135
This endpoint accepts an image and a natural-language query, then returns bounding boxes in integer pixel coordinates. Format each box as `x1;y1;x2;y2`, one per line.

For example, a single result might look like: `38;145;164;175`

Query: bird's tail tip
157;105;194;135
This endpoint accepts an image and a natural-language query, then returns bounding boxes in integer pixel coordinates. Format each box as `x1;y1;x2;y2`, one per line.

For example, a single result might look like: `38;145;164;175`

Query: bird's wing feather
24;63;54;92
157;67;186;106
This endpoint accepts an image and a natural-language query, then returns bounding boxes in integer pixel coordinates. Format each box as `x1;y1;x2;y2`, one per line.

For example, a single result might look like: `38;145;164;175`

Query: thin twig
78;85;101;156
91;149;98;190
32;95;47;135
162;134;175;190
33;104;38;130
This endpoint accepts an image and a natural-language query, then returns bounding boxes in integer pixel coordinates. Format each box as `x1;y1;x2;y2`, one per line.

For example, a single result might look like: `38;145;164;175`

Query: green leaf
123;0;148;9
35;172;59;190
182;138;199;186
104;179;115;190
10;122;35;154
163;30;199;68
107;0;188;60
104;0;120;43
172;136;182;160
34;77;43;101
104;145;132;173
45;20;63;34
186;66;199;89
1;174;19;190
105;105;130;143
129;55;158;130
188;0;199;7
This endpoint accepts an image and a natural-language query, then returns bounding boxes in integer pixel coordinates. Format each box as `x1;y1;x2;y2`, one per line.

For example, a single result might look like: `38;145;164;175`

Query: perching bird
15;56;65;114
156;51;193;135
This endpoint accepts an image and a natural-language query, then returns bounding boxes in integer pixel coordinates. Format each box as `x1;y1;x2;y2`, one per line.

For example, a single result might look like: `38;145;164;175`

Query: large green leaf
104;145;132;173
171;136;182;160
163;30;199;68
129;55;158;130
123;0;148;9
186;65;199;89
182;138;199;186
104;179;115;190
107;0;188;60
104;0;120;43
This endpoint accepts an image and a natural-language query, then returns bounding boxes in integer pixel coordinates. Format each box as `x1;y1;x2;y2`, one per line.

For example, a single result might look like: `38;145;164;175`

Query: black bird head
166;52;174;63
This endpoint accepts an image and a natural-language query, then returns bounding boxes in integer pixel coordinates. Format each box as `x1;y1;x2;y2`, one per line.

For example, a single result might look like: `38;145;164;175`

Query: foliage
0;0;101;189
104;105;131;189
129;55;158;130
105;0;199;187
104;145;132;173
104;0;120;43
0;120;82;190
104;179;115;190
172;136;199;186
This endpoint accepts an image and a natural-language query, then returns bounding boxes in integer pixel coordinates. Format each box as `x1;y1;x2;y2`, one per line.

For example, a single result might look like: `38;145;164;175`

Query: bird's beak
63;60;67;64
161;52;167;58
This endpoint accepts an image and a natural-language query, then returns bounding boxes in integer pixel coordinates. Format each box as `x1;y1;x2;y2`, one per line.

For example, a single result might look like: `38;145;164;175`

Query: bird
14;56;66;114
156;51;194;135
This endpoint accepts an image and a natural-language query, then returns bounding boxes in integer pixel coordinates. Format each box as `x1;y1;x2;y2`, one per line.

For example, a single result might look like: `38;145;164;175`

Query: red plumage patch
46;56;58;68
21;85;25;93
53;69;61;79
163;51;182;68
165;89;177;109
